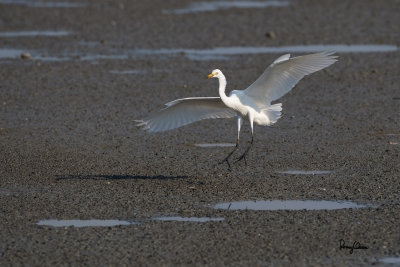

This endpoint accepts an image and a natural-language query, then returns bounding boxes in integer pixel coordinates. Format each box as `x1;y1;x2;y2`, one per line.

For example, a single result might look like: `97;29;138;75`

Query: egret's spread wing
244;52;337;106
136;97;236;132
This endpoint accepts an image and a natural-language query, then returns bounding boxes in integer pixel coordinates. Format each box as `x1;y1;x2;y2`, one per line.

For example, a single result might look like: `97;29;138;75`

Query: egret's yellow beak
208;72;217;78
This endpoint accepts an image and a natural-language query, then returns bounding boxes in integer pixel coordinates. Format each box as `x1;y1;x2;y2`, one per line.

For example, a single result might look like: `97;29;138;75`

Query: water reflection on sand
38;216;224;227
163;1;290;14
0;31;71;37
0;0;86;8
1;44;398;62
214;200;375;211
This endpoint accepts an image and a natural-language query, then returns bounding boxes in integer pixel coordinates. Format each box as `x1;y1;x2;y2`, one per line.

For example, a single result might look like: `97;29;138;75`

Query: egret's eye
214;72;218;75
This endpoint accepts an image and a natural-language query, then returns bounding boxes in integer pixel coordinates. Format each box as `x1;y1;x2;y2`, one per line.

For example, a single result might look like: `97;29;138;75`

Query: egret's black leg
220;140;239;169
219;116;242;169
236;112;254;165
236;135;253;165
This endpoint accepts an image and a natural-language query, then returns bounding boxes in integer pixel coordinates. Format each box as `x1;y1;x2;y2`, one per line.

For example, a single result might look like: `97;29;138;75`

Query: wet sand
1;0;399;266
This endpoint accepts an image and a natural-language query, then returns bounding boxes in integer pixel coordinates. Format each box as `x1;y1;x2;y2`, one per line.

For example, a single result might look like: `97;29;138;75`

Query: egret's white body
136;52;337;167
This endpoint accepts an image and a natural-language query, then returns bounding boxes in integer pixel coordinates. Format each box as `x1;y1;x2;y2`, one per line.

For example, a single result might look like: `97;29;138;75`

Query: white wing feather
136;97;236;132
244;51;337;107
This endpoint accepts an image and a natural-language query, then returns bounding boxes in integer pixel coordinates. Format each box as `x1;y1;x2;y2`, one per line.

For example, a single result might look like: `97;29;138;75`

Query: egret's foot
235;151;248;166
235;140;252;165
219;157;232;170
219;143;239;170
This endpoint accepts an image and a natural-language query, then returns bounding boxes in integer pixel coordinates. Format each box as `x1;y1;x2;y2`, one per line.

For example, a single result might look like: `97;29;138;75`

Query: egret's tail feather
262;103;282;124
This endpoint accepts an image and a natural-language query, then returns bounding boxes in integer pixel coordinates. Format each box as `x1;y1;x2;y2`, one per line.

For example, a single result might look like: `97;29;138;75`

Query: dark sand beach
1;0;399;265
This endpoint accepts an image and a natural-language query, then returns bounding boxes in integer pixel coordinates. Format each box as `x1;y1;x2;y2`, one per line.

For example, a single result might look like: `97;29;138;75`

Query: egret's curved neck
217;73;229;102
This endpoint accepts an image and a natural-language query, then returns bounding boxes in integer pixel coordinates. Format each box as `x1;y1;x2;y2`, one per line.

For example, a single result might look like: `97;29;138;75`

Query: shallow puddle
110;69;144;75
0;48;24;59
0;48;69;61
276;170;332;175
2;44;397;62
134;44;398;61
38;216;223;227
163;1;289;14
34;55;70;62
0;0;86;8
214;200;374;211
37;219;137;227
193;143;236;148
0;50;125;62
186;54;229;61
150;44;397;55
68;44;399;62
380;256;400;264
0;48;27;59
79;54;130;61
74;44;400;62
0;31;71;37
152;216;224;222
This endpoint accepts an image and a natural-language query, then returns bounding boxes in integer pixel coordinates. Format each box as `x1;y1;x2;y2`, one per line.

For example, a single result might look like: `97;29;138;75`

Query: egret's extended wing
136;97;236;132
244;52;337;107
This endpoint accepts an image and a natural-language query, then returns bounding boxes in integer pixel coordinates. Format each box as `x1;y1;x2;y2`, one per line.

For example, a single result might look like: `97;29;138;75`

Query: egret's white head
208;69;222;79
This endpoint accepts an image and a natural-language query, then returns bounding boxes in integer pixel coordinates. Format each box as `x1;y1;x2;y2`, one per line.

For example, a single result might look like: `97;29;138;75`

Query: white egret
136;52;338;168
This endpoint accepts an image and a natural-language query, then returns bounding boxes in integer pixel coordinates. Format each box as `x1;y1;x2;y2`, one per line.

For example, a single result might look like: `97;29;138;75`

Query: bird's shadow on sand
56;174;189;181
